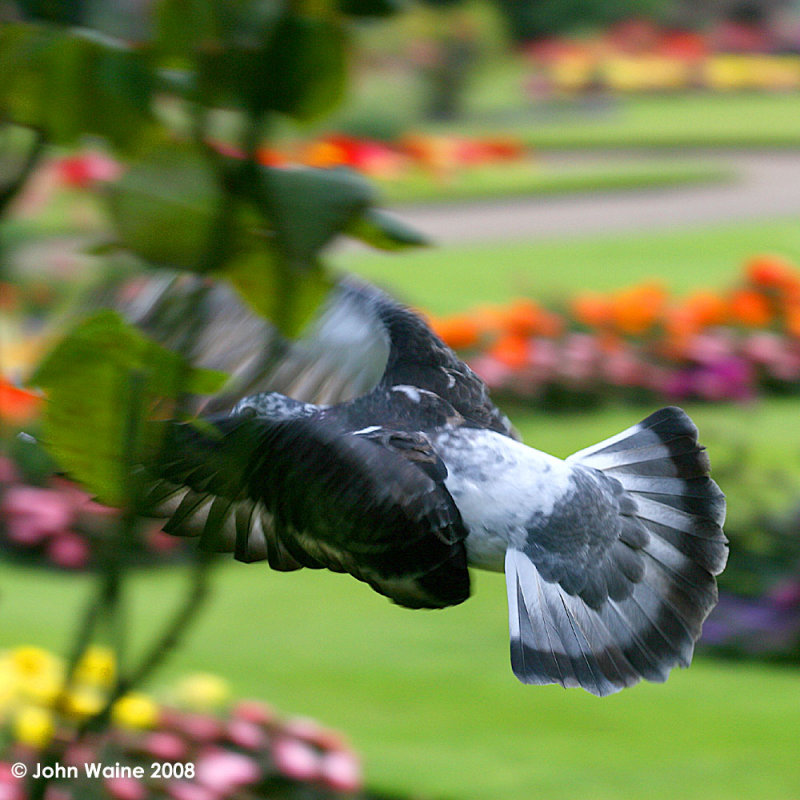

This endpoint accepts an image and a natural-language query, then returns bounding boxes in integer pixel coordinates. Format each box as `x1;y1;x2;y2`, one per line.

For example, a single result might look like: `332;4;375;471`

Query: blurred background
2;1;800;799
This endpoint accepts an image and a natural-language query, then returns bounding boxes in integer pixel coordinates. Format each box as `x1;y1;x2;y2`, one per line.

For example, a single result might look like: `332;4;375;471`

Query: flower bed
0;645;371;799
426;254;800;407
0;447;188;572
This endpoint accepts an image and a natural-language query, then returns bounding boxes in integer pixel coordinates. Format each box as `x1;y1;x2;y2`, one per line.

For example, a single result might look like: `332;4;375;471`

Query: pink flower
142;731;188;761
0;763;25;800
284;716;344;749
232;700;275;727
195;749;260;792
319;750;363;793
105;777;146;800
225;719;266;750
47;532;91;569
55;152;122;188
271;737;321;782
164;782;217;800
2;486;74;544
169;713;222;743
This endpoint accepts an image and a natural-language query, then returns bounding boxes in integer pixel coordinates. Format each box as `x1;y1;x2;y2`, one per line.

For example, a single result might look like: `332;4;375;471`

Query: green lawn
1;560;798;800
376;158;731;205
474;92;800;151
336;215;800;312
4;217;800;799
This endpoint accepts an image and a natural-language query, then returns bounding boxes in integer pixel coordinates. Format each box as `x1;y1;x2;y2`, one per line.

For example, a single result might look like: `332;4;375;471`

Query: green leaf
30;310;227;506
256;13;348;121
110;142;230;271
222;249;334;338
258;166;375;267
0;24;157;153
346;208;431;251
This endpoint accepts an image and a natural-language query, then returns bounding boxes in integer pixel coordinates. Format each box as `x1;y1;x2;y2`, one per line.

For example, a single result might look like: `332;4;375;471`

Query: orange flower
729;288;772;327
0;377;42;422
571;292;613;328
610;282;667;335
471;305;508;335
300;140;348;169
502;298;545;337
745;254;800;292
785;305;800;338
428;314;481;350
256;147;287;167
683;290;728;328
488;334;530;369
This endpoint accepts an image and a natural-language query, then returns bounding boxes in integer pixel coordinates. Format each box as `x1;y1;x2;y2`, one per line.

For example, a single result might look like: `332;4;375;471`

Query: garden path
390;151;800;242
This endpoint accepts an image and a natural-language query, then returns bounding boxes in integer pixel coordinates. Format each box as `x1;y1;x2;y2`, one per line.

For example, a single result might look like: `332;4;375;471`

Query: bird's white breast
431;428;574;571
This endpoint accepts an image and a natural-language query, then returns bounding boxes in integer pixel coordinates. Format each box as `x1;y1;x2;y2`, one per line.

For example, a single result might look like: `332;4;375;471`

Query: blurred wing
146;414;470;609
99;271;517;435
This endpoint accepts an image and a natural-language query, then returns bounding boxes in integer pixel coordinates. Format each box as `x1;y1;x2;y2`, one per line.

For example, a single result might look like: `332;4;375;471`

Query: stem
0;127;45;215
79;550;215;736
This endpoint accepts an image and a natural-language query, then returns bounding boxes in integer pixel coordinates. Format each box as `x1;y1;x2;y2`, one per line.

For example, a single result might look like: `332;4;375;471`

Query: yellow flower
73;645;116;689
61;686;105;719
0;656;19;714
172;673;230;711
112;692;159;730
8;646;64;705
13;705;55;748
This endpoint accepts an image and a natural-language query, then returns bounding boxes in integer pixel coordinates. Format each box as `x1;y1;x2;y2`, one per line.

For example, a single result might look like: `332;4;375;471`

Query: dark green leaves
156;2;347;122
0;24;155;152
31;311;226;506
252;13;347;121
258;166;374;267
347;208;431;251
109;144;224;271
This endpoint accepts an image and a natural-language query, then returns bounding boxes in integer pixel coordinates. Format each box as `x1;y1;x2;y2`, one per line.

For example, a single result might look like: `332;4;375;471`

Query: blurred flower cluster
0;452;184;571
0;645;366;800
218;132;525;181
427;254;800;408
527;19;800;94
703;581;800;663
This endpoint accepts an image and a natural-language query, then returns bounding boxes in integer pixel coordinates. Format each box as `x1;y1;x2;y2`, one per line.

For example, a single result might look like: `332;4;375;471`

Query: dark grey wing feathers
147;414;470;609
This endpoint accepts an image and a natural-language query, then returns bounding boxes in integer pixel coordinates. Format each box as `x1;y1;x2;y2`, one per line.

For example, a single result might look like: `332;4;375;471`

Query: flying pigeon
144;276;728;696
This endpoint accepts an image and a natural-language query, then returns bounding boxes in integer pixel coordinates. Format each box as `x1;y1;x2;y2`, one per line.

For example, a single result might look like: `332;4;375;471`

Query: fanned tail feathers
508;407;727;696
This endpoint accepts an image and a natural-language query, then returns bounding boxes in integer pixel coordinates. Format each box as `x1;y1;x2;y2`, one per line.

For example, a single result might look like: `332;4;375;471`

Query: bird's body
146;276;727;696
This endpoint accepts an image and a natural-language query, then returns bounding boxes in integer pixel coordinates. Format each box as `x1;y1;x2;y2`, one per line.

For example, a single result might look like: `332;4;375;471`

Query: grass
336;215;800;313
462;92;800;151
375;158;731;205
1;560;798;800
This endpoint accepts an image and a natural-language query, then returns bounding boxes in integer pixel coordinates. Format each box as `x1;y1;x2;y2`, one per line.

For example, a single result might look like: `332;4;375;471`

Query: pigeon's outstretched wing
506;407;727;696
146;413;470;610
